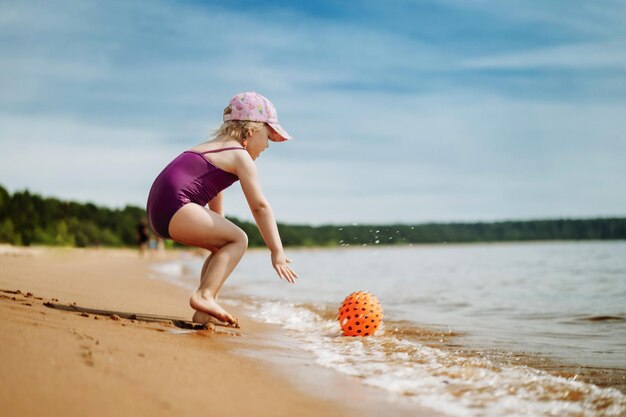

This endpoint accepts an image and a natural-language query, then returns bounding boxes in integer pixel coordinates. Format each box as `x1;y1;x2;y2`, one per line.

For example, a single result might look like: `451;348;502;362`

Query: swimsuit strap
200;147;246;154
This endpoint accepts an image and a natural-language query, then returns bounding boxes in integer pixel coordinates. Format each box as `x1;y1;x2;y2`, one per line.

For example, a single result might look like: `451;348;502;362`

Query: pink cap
223;91;292;142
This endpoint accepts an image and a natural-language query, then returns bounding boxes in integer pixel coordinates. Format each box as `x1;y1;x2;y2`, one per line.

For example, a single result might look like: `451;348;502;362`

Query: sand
0;246;439;417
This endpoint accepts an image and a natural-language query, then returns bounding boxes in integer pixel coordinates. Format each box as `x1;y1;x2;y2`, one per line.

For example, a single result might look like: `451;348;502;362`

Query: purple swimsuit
146;147;245;238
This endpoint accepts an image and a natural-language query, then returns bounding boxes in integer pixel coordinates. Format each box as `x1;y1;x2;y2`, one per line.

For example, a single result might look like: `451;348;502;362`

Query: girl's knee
234;228;248;249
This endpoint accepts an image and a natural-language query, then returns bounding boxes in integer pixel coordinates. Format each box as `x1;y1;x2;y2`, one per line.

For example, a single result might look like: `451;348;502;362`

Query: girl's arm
208;192;224;216
234;153;298;283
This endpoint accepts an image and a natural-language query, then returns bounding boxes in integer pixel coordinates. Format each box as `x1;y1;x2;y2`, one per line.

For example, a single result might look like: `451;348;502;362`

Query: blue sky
1;0;625;224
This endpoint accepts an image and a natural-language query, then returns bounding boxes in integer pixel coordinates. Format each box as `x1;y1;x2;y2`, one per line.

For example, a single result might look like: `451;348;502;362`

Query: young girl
146;91;298;327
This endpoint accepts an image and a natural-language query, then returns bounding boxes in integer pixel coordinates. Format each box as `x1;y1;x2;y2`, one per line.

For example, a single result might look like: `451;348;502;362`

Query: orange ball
337;291;383;337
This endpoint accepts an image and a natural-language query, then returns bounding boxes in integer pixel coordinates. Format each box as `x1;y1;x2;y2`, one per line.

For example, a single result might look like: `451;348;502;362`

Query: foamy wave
245;299;626;417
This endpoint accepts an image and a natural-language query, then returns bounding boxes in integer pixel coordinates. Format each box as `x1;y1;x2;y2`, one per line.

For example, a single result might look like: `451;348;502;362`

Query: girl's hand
271;251;298;284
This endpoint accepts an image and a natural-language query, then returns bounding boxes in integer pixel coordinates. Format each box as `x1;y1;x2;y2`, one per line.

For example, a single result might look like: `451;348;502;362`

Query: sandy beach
0;246;440;417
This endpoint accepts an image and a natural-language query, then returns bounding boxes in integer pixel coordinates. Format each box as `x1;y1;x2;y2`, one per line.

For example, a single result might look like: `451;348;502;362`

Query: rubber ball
337;291;383;337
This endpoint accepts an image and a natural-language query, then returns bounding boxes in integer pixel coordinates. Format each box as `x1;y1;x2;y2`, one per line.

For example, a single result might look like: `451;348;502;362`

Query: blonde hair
212;106;265;145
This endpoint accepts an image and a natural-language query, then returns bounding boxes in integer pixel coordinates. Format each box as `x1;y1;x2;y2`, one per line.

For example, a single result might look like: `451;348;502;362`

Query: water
152;241;626;417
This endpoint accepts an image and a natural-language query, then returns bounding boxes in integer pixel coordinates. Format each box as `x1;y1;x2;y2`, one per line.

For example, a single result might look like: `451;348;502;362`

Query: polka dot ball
338;291;383;337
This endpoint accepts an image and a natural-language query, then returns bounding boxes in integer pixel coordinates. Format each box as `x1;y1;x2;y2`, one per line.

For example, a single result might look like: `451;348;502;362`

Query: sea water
152;240;626;417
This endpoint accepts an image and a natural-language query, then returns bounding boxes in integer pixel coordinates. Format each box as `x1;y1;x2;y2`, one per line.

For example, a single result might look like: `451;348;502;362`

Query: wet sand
0;246;441;417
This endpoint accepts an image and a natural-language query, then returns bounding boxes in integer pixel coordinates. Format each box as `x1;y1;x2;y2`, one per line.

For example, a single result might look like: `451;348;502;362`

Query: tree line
1;185;624;248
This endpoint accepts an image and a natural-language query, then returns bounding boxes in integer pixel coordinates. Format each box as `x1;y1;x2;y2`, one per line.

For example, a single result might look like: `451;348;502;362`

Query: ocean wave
243;298;626;417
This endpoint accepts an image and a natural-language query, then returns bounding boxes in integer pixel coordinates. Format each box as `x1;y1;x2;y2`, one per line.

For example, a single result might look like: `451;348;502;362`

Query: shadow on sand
43;302;210;330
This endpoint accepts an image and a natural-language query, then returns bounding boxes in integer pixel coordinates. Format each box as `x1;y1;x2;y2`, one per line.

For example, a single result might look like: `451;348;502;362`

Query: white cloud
440;0;626;39
463;41;626;70
217;92;626;224
0;114;175;207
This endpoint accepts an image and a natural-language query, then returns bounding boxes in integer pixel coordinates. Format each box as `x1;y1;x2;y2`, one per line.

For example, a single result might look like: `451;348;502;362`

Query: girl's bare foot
192;310;211;324
190;291;239;327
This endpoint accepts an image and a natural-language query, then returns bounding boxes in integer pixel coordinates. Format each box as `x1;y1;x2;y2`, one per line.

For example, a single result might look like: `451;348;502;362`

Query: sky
1;0;625;225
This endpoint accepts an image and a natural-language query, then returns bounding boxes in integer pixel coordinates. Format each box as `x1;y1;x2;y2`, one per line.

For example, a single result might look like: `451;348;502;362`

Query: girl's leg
191;251;233;324
192;253;219;324
192;251;235;323
199;253;212;288
168;203;248;326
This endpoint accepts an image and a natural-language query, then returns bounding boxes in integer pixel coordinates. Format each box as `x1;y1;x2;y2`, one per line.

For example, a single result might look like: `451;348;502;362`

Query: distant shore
1;184;625;248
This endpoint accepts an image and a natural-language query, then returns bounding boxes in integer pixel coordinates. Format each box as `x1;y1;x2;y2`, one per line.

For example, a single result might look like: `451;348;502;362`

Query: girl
146;91;298;327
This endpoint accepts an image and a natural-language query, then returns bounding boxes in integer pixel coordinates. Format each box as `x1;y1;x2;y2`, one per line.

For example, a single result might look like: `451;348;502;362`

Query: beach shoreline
153;242;626;417
0;246;441;417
